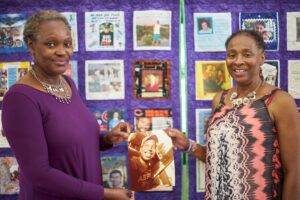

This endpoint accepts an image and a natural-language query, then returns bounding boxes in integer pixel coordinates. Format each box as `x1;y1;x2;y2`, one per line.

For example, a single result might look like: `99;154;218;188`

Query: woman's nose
55;45;67;55
233;54;244;64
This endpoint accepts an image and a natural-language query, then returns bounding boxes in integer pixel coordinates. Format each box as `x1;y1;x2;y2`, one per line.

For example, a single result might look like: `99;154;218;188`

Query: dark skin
166;34;300;199
18;19;132;200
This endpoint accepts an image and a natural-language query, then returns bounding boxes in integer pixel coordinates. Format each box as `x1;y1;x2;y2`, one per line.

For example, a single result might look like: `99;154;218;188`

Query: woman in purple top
1;10;132;200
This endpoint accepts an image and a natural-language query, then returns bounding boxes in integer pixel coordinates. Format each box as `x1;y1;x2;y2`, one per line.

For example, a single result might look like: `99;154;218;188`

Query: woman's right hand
164;128;189;151
103;188;133;200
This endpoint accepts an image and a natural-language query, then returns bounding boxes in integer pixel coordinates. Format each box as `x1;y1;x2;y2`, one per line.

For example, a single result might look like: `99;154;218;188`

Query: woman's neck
32;65;61;85
235;79;263;97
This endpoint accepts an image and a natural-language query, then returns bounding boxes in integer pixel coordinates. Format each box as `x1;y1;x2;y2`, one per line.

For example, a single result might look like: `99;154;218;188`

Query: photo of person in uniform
99;23;113;46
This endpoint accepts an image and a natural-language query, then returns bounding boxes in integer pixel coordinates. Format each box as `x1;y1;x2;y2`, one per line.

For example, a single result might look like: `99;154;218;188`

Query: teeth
234;69;245;72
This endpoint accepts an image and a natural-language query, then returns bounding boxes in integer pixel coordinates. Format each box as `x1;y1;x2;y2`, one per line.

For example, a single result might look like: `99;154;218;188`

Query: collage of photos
133;108;173;132
1;4;300;200
85;60;125;100
133;60;171;99
0;61;30;101
194;12;232;52
195;61;232;100
133;10;171;51
240;12;279;50
0;13;27;53
89;108;126;134
85;11;125;51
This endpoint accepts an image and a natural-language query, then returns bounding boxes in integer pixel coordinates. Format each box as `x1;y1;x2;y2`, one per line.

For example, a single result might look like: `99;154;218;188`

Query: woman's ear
260;52;266;65
26;39;35;55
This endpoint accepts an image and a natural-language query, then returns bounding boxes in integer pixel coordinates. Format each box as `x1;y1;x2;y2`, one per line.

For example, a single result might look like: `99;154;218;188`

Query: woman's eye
244;53;251;57
65;42;73;48
227;54;235;58
47;42;55;47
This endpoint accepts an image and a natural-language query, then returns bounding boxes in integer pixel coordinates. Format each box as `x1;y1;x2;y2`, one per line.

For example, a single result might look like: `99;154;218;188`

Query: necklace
229;81;263;108
30;69;71;104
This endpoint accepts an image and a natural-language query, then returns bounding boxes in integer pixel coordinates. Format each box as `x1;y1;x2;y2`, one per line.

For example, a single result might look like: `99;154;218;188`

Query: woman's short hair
23;10;71;43
225;30;265;52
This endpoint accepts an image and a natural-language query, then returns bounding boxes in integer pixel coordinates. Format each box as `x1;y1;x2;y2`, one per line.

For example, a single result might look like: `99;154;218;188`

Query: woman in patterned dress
165;30;300;200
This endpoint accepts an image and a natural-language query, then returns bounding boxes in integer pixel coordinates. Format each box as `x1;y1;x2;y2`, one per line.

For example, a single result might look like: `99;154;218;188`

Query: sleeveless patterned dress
205;89;283;200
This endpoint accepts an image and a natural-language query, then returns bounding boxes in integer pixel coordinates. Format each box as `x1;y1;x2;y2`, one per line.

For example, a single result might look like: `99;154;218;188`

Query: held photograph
128;130;175;192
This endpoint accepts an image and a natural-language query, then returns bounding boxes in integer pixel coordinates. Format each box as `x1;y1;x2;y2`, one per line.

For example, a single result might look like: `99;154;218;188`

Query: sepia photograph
128;130;175;191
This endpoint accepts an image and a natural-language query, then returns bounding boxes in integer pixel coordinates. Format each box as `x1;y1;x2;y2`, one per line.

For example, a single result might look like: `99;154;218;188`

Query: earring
31;56;35;65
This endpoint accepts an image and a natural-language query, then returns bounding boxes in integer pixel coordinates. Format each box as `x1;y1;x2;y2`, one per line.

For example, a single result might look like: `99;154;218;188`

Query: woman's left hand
104;122;131;145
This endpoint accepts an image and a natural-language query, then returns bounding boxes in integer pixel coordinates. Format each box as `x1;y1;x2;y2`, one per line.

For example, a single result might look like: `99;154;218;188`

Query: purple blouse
2;77;109;200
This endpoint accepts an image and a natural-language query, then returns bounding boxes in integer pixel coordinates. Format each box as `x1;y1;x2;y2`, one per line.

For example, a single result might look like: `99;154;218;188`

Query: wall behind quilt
1;0;300;200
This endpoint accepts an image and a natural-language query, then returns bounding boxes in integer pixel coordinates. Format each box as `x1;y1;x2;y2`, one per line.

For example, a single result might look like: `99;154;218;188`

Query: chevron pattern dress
205;89;283;200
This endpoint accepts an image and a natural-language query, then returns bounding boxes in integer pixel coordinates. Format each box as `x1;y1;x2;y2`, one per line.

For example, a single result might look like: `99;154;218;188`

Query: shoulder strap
219;90;228;105
261;88;281;107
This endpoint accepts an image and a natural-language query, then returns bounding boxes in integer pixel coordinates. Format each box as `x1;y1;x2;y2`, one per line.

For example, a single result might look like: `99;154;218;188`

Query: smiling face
137;117;151;132
254;24;265;35
27;20;73;76
226;34;265;86
140;139;156;161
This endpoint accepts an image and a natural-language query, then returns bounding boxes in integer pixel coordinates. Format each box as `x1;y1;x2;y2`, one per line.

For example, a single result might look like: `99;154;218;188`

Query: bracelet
183;139;193;153
190;139;197;154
